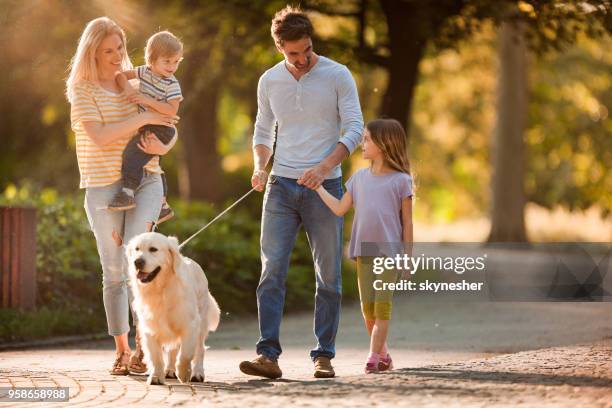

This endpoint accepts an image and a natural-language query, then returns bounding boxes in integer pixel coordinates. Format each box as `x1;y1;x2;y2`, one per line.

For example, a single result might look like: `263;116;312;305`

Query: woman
66;17;178;375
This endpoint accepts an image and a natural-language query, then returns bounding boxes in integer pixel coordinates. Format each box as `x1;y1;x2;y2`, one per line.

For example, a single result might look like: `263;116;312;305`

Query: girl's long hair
65;17;132;103
366;119;411;175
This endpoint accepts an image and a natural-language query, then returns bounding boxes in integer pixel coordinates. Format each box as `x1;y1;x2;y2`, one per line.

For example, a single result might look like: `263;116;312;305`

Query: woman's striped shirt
70;80;161;189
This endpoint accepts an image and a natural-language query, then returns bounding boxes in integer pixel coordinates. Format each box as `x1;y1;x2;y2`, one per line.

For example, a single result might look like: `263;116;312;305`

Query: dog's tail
207;292;221;332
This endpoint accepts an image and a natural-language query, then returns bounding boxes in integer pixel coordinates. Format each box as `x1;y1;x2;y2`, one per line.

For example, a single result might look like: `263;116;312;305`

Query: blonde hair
145;31;183;66
366;119;411;174
65;17;132;103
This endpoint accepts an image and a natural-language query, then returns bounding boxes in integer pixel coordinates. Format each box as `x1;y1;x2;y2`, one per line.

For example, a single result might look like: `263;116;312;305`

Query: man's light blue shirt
253;56;364;179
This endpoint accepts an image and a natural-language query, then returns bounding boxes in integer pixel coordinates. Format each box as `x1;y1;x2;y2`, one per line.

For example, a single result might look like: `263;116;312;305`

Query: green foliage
0;306;106;343
527;34;612;215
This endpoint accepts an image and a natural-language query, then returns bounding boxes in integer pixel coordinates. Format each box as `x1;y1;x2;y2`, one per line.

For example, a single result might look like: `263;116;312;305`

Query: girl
316;118;413;373
66;17;178;375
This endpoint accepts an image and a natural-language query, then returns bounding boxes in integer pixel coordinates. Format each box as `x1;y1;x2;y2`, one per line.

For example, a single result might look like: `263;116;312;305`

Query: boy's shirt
136;65;183;113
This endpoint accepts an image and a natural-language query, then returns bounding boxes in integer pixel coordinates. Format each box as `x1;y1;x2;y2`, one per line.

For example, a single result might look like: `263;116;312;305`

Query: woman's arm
315;186;353;216
128;94;180;116
81;111;177;147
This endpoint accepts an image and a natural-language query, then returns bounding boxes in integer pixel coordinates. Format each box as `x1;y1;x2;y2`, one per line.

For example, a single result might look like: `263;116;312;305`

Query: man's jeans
256;175;343;361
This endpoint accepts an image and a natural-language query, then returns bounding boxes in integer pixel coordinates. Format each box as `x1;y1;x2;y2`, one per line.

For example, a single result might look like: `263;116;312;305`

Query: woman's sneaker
378;353;393;371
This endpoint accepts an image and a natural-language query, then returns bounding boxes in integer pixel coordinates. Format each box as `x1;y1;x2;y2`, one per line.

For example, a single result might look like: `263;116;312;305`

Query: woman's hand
139;111;179;128
127;92;152;107
137;132;173;155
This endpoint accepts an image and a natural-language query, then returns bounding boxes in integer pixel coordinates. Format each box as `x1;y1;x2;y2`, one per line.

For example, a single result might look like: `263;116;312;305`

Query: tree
148;0;276;202
307;0;611;241
489;14;529;242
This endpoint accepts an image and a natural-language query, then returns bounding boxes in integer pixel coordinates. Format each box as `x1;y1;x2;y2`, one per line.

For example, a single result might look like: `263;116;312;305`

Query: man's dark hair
271;5;314;46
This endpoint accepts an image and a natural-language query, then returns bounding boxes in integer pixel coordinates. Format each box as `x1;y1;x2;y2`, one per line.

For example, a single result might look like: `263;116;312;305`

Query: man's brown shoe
313;356;335;378
239;355;282;379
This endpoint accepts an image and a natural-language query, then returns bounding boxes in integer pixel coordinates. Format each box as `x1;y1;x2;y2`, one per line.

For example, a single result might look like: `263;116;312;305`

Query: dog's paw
147;374;166;385
176;363;192;384
190;372;205;382
165;369;177;379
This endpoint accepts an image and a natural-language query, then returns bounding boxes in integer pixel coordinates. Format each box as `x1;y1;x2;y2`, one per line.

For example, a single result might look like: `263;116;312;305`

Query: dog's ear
167;236;182;273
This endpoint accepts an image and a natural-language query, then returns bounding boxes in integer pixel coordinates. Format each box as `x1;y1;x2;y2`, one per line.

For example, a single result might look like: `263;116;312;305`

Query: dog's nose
134;258;145;270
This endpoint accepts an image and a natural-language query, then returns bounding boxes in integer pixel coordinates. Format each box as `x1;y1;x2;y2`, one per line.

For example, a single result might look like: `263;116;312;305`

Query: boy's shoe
313;356;335;378
157;204;174;225
364;353;380;374
378;354;393;372
239;355;282;379
108;191;136;211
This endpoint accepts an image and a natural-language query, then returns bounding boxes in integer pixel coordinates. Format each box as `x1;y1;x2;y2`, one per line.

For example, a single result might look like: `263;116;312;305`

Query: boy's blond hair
145;31;183;65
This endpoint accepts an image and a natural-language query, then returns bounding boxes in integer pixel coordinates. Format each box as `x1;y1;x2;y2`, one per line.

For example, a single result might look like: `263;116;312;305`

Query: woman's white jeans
84;172;163;336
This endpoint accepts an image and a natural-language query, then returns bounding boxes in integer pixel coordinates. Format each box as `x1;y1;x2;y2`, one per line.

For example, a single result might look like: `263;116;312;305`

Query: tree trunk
488;19;528;242
379;0;427;133
178;83;224;202
378;0;463;134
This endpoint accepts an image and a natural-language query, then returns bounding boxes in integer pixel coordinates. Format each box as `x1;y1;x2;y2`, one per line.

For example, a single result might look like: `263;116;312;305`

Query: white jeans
84;173;163;336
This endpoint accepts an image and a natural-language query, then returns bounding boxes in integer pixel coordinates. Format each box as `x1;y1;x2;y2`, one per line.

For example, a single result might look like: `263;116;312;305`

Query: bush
0;183;358;339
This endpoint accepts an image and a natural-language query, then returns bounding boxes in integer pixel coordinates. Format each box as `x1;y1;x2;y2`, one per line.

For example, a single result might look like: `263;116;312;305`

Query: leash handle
178;187;257;249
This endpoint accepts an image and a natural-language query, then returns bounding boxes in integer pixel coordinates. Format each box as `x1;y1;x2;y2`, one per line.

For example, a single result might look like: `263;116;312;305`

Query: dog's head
126;232;182;285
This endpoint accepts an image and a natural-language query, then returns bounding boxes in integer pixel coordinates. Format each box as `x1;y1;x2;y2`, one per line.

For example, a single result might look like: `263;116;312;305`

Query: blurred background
0;0;610;341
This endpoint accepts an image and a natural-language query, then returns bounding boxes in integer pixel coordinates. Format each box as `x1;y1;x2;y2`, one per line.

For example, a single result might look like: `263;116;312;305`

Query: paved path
1;299;611;407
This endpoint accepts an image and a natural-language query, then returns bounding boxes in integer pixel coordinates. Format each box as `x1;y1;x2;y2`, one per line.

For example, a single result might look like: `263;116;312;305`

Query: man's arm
251;144;273;191
297;143;349;189
298;66;364;189
251;74;276;192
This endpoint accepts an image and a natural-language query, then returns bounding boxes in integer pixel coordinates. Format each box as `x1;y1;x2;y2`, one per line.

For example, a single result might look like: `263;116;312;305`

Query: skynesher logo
372;253;488;275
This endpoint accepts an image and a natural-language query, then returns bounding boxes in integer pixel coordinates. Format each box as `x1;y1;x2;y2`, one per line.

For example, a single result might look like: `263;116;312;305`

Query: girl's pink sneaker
364;353;380;374
378;354;393;371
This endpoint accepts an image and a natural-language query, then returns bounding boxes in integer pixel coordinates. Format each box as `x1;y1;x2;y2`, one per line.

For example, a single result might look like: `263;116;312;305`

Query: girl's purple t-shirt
345;168;413;259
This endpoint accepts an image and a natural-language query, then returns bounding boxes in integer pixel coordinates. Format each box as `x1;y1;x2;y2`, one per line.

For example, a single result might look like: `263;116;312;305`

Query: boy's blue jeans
256;175;343;361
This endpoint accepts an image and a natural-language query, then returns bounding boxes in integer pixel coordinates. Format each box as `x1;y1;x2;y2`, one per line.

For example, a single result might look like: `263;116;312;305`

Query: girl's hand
139;111;179;127
137;132;172;155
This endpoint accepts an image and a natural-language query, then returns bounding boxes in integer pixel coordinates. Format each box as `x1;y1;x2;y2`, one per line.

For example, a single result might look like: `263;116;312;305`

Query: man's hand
251;169;269;192
297;163;330;190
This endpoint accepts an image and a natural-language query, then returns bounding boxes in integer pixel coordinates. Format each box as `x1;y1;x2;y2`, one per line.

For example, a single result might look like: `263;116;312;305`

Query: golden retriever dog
126;232;220;385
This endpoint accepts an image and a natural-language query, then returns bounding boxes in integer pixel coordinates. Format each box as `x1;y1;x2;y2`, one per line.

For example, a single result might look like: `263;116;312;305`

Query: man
239;6;363;379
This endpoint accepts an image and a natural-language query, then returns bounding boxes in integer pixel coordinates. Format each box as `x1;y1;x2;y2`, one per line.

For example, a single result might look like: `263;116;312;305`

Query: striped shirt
70;80;162;189
136;65;183;113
